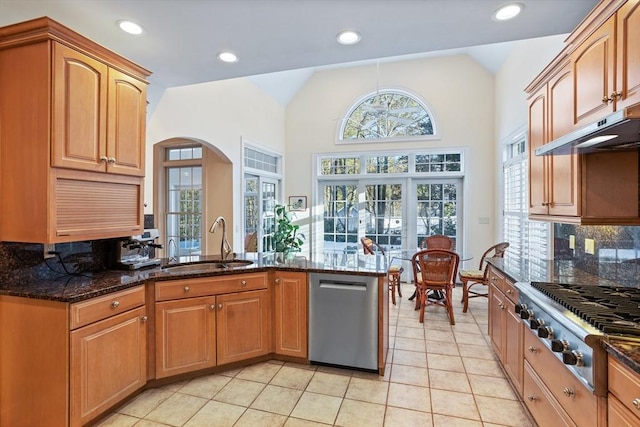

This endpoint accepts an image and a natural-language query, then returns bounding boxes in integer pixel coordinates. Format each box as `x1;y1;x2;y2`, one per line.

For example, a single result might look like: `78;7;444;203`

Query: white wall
285;55;496;264
146;77;286;251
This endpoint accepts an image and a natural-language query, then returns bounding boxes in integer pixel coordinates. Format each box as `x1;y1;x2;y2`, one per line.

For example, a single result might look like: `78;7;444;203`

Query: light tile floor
97;284;535;427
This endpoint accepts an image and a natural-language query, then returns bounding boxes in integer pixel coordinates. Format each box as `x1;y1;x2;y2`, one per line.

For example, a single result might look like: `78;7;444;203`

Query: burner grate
530;282;640;335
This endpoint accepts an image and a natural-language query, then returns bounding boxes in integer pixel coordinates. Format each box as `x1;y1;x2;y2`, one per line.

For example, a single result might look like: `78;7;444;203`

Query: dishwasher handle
319;280;367;291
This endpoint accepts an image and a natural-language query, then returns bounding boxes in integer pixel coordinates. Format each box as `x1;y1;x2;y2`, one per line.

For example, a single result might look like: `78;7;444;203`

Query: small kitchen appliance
111;228;163;270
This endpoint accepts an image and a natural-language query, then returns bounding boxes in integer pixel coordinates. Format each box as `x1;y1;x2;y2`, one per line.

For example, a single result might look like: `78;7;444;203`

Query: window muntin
340;90;434;141
365;155;408;174
167;146;202;161
244;147;278;173
415;153;461;172
320;157;360;175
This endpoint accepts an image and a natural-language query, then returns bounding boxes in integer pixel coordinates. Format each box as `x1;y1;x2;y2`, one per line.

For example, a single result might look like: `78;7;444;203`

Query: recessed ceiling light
218;52;238;63
337;30;361;45
493;3;524;21
117;20;144;35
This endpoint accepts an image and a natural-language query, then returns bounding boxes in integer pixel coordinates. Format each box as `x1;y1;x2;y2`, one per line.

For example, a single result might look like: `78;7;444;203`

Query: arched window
339;89;436;142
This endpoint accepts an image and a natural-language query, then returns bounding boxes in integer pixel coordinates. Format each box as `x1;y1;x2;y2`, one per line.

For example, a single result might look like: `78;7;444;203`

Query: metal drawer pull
562;387;575;398
107;157;116;164
240;280;247;287
100;156;108;162
218;303;223;309
141;316;148;322
275;278;281;284
633;398;640;410
210;304;216;311
527;345;538;353
527;395;537;402
184;286;190;293
111;301;120;309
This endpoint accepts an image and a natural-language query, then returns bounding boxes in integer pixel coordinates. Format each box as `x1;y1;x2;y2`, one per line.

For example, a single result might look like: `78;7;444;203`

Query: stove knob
530;318;545;330
515;303;527;314
562;350;584;366
538;326;554;339
551;339;569;352
520;309;534;320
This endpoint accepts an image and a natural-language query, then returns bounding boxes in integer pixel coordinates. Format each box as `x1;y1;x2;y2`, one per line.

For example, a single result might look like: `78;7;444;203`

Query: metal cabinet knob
527;395;537;402
275;278;281;284
527;345;538;353
562;387;575;398
210;304;216;311
602;95;612;104
632;398;640;410
107;157;116;164
141;316;148;322
100;156;108;163
240;280;247;287
111;301;120;309
218;303;223;309
184;286;190;293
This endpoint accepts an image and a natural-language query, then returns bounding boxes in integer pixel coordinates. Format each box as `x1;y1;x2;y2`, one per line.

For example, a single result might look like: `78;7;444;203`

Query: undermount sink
161;259;254;273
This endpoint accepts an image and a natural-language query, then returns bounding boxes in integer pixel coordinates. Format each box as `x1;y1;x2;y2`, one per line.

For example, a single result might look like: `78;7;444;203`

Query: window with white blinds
503;137;550;268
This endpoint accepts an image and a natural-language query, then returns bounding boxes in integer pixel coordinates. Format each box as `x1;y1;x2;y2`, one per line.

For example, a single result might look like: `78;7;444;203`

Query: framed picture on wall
289;196;307;211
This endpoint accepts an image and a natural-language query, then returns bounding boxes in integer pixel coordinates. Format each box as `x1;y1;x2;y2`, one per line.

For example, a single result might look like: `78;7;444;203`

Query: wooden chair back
478;242;510;273
361;237;386;255
420;234;455;250
411;249;459;290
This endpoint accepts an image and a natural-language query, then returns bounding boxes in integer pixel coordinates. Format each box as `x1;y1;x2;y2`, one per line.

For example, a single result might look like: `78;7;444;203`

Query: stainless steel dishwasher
308;272;378;371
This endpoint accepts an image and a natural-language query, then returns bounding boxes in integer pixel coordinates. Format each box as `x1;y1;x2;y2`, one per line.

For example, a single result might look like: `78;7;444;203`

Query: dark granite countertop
603;338;640;375
0;252;387;303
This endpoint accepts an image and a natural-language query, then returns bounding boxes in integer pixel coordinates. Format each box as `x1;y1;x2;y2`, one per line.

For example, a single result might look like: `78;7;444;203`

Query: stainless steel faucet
209;216;232;260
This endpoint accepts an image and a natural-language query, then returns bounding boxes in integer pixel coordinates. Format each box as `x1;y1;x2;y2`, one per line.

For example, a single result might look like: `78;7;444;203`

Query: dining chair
459;242;509;312
361;237;403;305
420;234;455;250
411;249;460;325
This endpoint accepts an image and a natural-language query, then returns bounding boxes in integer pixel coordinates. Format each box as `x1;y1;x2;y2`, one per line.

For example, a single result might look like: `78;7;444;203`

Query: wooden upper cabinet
0;18;150;242
107;68;147;176
547;64;579;217
52;43;146;176
616;0;640;109
528;62;580;218
571;17;616;127
528;87;548;216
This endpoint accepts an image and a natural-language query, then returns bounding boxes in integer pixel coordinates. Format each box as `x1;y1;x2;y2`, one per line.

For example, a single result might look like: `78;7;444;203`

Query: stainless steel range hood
535;102;640;156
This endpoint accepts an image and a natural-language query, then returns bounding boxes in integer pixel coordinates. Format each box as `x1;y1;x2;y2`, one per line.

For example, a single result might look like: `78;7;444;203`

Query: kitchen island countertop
0;252;387;303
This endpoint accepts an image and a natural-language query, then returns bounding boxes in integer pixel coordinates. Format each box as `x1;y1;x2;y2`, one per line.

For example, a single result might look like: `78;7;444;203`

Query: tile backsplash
554;223;640;286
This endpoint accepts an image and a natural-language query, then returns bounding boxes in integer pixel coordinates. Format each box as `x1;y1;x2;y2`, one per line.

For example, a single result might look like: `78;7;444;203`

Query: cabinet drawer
155;273;267;301
70;285;145;330
487;267;506;294
523;328;597;426
502;279;519;304
608;355;640;419
524;361;576;427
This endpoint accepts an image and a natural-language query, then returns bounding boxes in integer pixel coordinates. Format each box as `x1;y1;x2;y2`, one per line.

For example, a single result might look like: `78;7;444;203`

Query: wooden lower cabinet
155;296;217;378
487;266;523;395
524;361;577;427
0;286;147;427
217;290;270;365
608;355;640;426
70;306;147;427
154;274;271;378
273;271;308;358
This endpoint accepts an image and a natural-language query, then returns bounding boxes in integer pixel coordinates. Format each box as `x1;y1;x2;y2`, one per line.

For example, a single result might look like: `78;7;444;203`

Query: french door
319;178;461;253
243;175;278;253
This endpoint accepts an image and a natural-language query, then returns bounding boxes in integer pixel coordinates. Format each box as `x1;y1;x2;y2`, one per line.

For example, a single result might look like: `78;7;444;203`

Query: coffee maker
111;228;163;270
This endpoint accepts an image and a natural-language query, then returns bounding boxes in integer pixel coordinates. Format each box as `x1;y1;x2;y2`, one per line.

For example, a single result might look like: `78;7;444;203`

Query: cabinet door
571;17;616;127
155;296;216;379
547;64;579;217
488;284;505;360
217;289;270;365
52;43;108;173
615;0;640;109
106;68;147;176
504;299;524;396
274;271;308;358
528;87;548;215
70;306;147;427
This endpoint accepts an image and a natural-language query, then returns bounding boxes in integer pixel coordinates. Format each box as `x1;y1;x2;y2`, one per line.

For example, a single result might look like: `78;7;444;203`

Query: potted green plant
273;204;305;256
